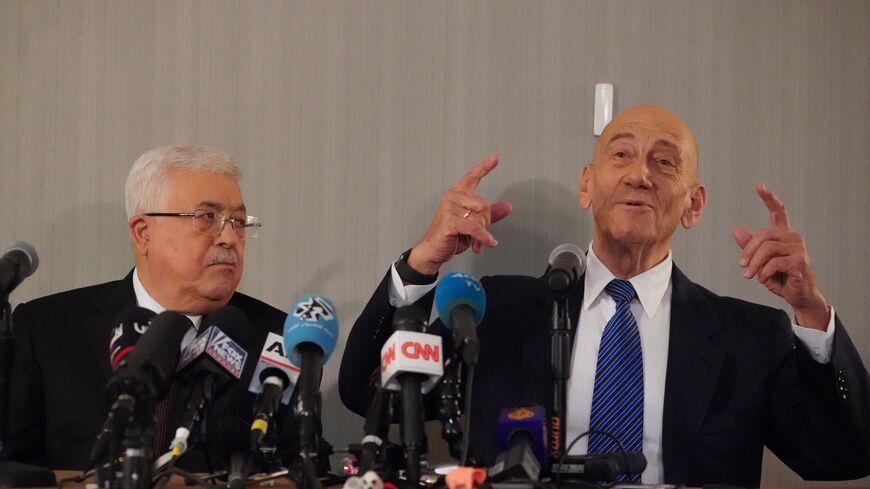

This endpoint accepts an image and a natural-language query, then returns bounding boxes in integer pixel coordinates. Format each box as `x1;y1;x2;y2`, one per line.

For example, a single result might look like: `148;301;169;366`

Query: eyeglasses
143;209;262;239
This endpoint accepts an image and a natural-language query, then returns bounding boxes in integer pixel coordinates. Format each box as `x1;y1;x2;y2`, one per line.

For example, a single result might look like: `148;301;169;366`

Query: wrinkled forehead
595;106;699;169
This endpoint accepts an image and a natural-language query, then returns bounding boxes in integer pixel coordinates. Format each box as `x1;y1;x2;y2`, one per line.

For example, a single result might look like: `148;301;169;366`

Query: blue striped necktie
588;279;643;482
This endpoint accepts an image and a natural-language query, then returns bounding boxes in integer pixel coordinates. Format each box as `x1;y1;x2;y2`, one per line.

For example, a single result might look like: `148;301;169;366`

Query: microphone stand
0;296;57;487
438;356;464;461
550;294;571;461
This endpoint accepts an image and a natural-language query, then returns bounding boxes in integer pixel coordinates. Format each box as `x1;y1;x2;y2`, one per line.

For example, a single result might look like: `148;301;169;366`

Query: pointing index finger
450;154;500;194
756;182;790;230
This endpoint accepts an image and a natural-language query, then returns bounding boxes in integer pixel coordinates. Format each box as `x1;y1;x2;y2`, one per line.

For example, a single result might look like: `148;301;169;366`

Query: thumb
732;226;753;249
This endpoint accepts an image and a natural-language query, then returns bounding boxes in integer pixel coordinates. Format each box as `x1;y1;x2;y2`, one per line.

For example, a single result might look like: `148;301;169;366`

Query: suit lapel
661;265;725;483
83;270;137;386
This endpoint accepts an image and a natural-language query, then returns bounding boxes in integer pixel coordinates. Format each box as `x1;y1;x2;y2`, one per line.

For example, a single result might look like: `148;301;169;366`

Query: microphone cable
554;429;628;489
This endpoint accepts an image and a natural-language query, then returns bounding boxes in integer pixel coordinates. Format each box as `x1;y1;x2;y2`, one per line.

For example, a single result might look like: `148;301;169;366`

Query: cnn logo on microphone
379;330;443;393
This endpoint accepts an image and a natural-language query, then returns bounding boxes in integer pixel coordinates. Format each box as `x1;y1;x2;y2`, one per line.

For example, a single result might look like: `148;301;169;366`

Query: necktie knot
605;279;637;304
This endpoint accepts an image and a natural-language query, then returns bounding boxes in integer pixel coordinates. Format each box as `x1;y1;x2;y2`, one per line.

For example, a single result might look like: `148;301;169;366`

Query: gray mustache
208;250;238;266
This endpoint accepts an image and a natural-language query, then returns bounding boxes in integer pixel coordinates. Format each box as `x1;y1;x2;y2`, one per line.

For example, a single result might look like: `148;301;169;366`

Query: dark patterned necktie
152;379;179;455
588;279;643;482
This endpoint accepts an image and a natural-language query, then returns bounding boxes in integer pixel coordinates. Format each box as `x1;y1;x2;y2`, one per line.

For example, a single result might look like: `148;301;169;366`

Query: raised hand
407;155;513;275
732;183;830;330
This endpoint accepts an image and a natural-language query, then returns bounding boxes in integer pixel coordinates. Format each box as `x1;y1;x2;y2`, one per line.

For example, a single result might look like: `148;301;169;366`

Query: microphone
436;356;465;461
97;311;190;474
357;372;392;473
213;418;253;489
544;243;586;294
552;451;647;482
247;332;300;447
434;272;486;366
283;295;339;455
0;241;38;297
86;307;157;470
380;304;442;484
546;243;586;456
109;306;156;370
489;405;547;482
107;310;191;403
169;305;249;455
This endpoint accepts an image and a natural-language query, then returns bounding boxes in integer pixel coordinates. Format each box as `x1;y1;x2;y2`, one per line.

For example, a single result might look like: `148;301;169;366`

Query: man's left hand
732;182;830;331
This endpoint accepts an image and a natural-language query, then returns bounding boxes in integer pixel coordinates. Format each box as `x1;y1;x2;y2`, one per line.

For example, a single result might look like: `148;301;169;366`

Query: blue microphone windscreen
283;295;339;365
434;272;486;327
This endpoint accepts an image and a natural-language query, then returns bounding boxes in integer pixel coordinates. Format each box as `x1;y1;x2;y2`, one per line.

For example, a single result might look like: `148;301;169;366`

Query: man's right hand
406;154;513;275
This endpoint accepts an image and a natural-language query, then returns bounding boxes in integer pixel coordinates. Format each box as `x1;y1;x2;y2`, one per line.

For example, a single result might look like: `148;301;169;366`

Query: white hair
124;145;241;219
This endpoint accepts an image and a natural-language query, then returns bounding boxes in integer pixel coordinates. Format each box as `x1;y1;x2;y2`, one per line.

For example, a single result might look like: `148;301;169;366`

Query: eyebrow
653;139;680;152
197;201;247;213
607;133;637;145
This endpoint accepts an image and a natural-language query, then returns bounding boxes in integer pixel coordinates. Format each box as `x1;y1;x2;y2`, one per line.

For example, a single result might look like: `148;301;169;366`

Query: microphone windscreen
497;405;548;462
3;241;39;278
109;306;157;370
283;295;339;365
392;304;428;332
119;310;191;398
202;305;250;344
434;272;486;327
548;243;586;274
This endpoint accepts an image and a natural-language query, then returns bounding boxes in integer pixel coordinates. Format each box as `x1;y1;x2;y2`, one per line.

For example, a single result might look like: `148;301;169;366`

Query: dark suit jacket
339;264;870;487
7;271;298;471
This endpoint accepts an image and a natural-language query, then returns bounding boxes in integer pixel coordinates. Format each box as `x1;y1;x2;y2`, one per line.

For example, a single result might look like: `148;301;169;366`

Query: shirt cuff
388;263;438;308
792;306;836;364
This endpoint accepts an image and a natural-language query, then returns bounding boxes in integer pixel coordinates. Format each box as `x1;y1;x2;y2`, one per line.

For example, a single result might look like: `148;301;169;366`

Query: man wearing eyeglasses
7;145;296;471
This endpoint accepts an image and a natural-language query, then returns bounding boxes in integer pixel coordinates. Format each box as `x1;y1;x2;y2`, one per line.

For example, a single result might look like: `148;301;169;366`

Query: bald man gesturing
340;105;869;487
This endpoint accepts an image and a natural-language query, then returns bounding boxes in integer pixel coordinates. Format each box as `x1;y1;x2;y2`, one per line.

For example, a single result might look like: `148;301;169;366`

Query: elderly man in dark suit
8;145;294;470
339;105;869;487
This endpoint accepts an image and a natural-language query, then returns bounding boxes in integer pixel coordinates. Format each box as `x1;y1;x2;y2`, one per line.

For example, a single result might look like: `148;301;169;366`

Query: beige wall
1;1;868;486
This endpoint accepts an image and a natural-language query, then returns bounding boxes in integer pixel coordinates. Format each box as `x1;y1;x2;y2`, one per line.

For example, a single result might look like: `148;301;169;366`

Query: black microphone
247;332;297;448
98;310;190;483
86;306;157;471
213;418;253;489
357;371;392;473
106;310;191;404
436;356;466;461
553;451;647;482
109;306;156;370
168;306;249;456
0;242;38;297
544;243;586;294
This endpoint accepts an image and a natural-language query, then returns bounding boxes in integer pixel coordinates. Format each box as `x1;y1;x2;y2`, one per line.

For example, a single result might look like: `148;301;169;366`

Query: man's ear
128;215;150;255
579;164;593;209
681;183;707;229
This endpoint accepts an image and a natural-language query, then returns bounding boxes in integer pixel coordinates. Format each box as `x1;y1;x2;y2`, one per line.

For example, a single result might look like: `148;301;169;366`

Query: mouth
616;199;653;210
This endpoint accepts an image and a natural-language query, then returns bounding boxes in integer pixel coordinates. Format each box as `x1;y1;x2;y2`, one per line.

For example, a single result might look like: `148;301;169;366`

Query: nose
215;217;241;247
622;156;652;189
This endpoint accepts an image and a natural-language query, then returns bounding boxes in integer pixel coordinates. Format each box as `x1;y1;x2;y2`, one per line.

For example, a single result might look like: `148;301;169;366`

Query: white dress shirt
387;246;836;482
132;267;202;350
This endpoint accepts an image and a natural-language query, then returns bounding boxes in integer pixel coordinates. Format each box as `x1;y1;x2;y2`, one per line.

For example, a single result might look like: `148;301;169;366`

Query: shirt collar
582;242;673;320
132;267;202;329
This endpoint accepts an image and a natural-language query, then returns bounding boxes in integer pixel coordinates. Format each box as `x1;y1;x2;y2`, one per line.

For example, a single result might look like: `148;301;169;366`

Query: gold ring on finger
462;208;472;219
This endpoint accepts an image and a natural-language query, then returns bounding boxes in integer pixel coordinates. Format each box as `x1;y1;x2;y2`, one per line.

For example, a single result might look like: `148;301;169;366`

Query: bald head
594;104;699;181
